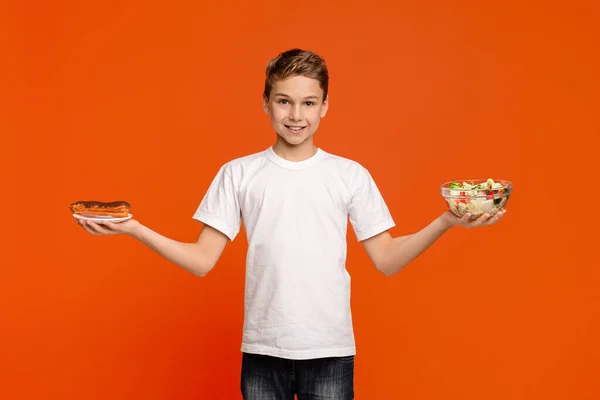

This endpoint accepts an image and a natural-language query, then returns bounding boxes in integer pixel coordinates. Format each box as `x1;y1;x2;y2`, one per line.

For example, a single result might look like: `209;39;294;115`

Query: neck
272;137;317;162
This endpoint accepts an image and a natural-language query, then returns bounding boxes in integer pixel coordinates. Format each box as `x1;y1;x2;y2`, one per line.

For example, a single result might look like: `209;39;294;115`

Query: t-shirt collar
265;146;326;170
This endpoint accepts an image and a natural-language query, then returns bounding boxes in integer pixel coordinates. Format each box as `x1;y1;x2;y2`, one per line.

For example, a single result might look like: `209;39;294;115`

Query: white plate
73;213;133;223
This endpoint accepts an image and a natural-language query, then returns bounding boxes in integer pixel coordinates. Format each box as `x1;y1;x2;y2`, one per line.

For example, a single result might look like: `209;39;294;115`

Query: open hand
75;218;142;238
442;209;507;228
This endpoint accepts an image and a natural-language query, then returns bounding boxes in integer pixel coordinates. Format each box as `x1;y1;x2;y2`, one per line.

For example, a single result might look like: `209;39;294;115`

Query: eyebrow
274;93;320;100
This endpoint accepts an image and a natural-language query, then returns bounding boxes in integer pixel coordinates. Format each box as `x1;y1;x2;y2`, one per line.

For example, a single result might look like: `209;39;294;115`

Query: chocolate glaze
70;201;130;209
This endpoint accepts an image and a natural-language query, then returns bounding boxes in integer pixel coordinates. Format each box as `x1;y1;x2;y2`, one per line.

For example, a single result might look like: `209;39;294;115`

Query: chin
278;132;312;147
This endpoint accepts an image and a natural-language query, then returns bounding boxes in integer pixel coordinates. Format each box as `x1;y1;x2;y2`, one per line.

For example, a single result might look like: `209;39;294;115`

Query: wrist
436;212;455;231
130;222;144;241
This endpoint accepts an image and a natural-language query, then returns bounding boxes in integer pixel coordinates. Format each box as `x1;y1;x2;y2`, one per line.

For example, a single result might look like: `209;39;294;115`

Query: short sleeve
192;165;241;241
348;167;395;241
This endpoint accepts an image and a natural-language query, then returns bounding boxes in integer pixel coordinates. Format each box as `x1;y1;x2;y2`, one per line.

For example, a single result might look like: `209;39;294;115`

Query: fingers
485;209;507;225
101;221;119;231
461;213;489;226
88;220;113;234
472;209;507;227
78;220;98;235
75;219;114;235
460;213;472;224
463;212;493;227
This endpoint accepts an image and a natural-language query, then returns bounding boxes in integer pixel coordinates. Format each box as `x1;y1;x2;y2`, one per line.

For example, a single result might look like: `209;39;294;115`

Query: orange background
1;1;599;399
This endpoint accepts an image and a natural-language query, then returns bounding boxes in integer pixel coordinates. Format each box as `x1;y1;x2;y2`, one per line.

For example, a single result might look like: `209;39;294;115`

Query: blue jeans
241;352;355;399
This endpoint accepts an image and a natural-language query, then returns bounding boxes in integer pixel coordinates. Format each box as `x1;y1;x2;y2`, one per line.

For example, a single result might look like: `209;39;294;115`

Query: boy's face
263;75;328;148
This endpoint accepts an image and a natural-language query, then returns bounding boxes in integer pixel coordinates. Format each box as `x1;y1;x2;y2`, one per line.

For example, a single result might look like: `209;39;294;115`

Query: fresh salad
445;178;510;217
448;178;508;204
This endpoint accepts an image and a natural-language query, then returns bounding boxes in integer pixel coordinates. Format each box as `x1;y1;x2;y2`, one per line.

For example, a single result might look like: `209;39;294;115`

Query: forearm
133;225;211;276
379;216;452;276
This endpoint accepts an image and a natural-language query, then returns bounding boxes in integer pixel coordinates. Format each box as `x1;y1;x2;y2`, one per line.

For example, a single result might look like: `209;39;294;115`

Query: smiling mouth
285;125;307;133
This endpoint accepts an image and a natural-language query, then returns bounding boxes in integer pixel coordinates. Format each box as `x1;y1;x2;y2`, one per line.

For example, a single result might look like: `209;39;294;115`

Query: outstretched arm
362;210;506;276
77;219;229;277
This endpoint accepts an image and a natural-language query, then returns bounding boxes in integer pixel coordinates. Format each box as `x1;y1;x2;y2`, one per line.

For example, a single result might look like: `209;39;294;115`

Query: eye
304;101;315;106
278;99;289;104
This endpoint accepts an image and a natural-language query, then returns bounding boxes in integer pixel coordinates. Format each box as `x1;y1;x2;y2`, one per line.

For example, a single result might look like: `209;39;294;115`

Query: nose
289;104;303;121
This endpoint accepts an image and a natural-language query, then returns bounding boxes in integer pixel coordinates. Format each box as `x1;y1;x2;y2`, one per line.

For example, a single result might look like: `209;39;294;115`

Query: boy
76;48;506;399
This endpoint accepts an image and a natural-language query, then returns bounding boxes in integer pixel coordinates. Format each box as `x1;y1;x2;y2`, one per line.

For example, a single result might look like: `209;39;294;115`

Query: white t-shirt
193;146;395;360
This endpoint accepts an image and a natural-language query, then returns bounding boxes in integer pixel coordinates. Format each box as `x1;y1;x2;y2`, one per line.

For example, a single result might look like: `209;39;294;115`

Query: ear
320;96;329;118
262;95;270;115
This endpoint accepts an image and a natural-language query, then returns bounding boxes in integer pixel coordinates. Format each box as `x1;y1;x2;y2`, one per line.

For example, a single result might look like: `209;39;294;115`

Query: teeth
289;126;304;131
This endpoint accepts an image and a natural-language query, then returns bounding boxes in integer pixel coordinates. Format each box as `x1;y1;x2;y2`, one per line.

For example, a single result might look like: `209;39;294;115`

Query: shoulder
218;148;270;178
320;149;371;180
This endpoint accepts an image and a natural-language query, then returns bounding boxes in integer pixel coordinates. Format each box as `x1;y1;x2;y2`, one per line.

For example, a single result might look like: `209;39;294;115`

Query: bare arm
134;223;229;276
361;217;450;277
77;218;229;277
362;210;506;276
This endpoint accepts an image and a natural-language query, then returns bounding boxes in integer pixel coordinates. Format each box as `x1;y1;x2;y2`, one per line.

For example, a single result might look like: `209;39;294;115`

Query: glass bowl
441;179;512;220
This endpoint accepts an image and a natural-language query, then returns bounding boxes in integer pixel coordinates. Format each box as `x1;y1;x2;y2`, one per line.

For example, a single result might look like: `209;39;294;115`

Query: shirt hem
356;219;396;241
192;212;238;241
240;343;356;360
